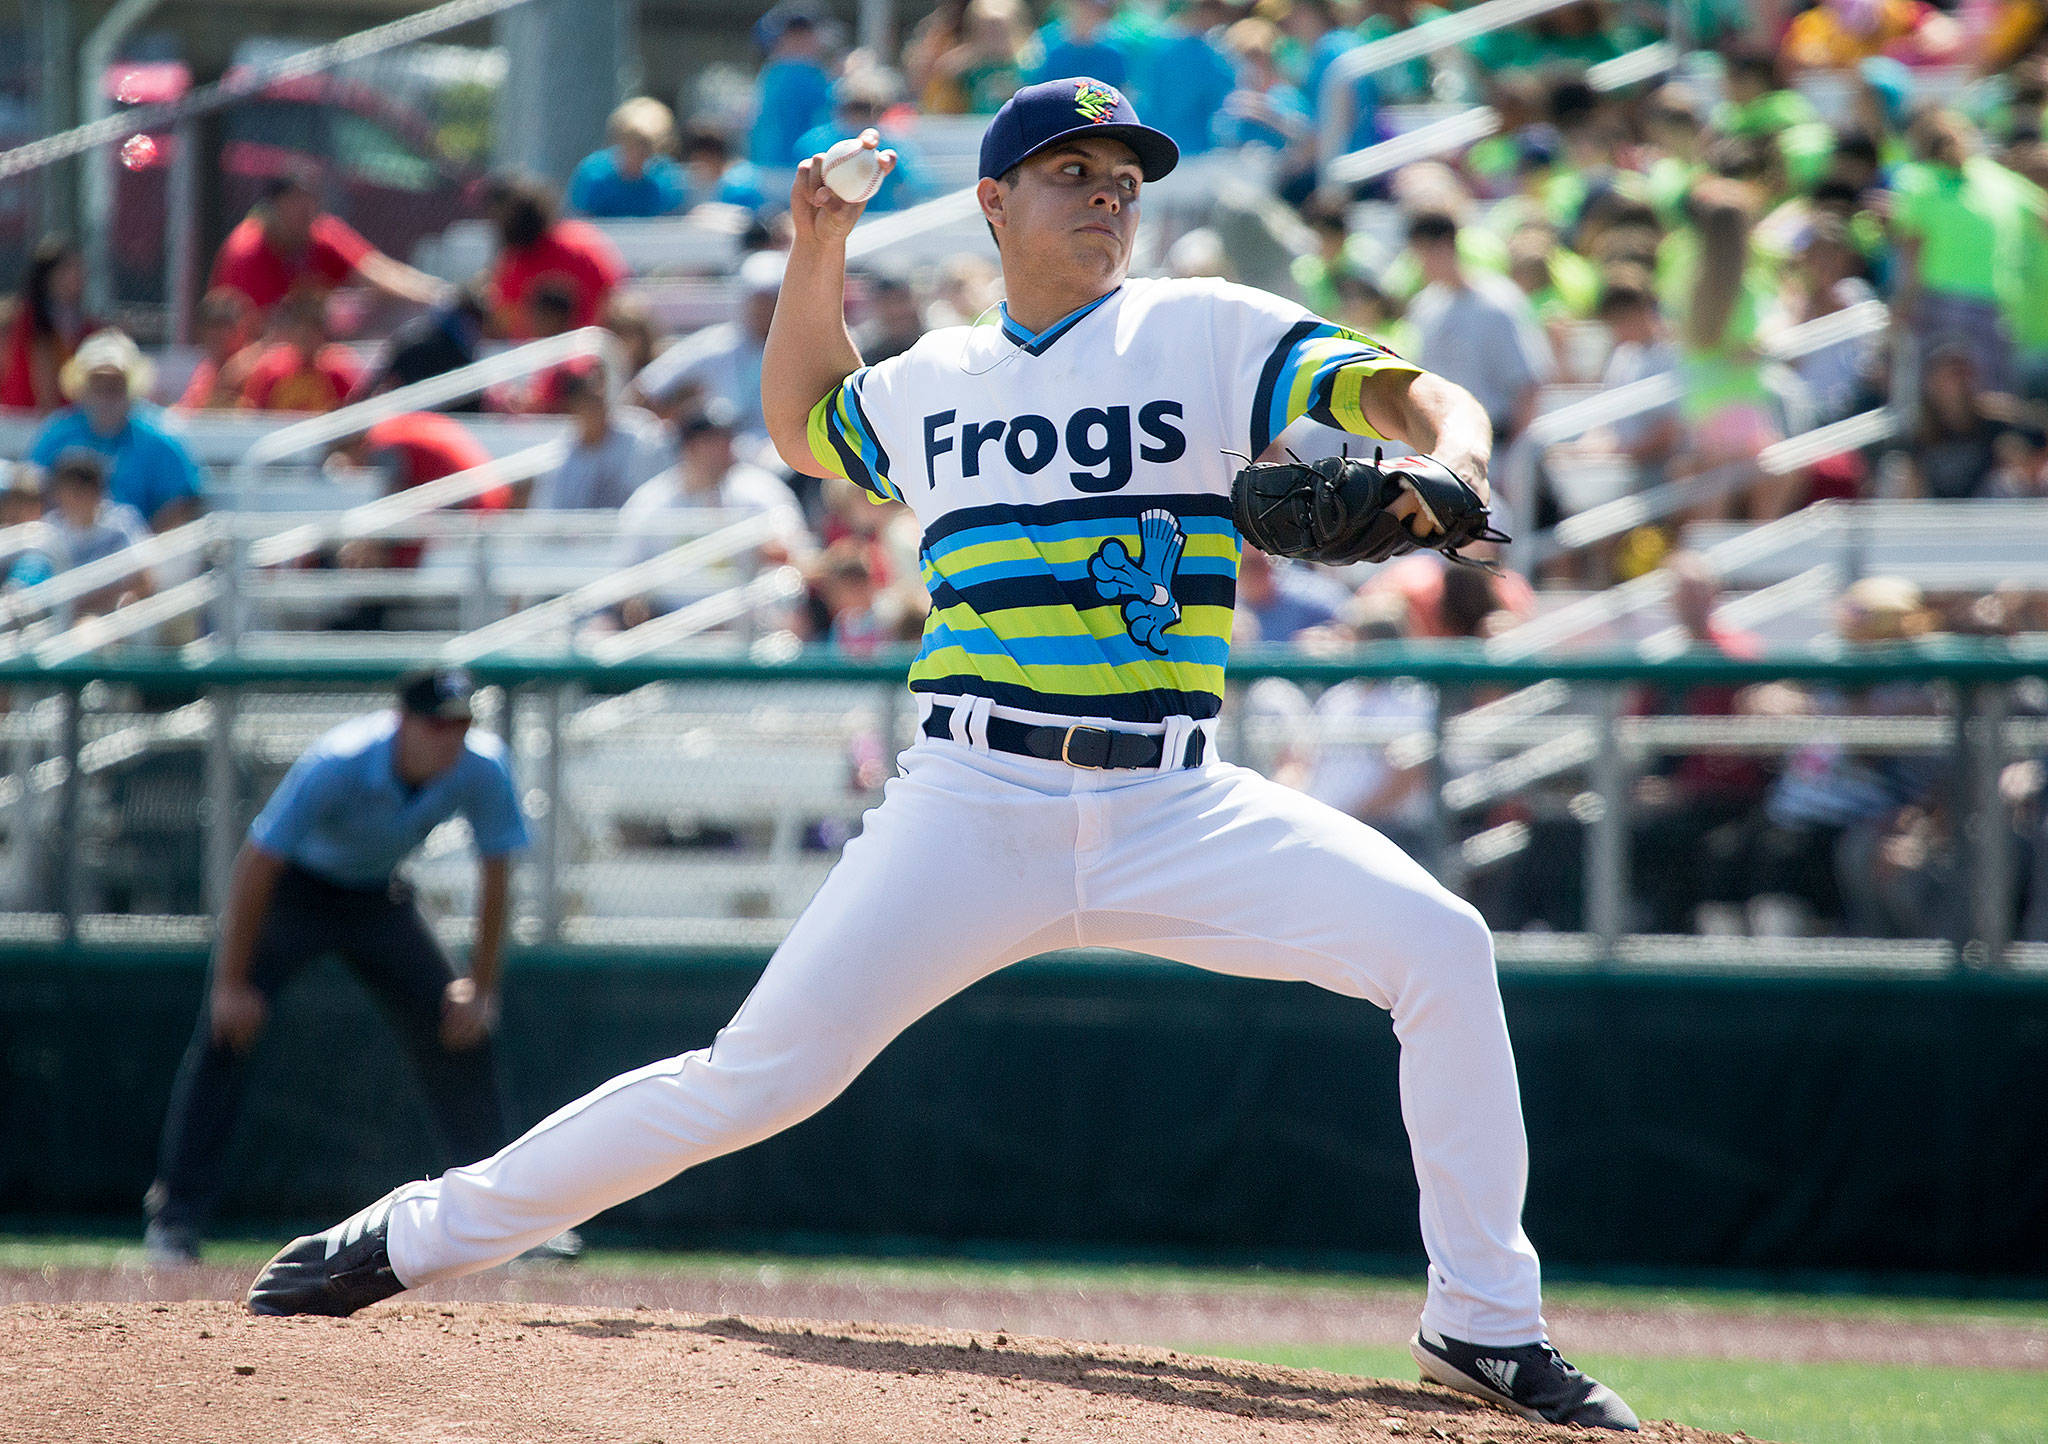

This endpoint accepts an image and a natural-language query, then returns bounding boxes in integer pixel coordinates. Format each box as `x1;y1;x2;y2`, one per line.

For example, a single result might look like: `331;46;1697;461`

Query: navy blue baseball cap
979;77;1179;183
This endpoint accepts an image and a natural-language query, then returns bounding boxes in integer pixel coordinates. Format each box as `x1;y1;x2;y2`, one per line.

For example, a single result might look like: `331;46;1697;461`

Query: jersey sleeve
805;365;903;504
1211;281;1421;459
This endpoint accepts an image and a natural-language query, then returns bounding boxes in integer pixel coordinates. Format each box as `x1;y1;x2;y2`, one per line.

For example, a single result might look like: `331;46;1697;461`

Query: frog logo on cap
1073;78;1122;123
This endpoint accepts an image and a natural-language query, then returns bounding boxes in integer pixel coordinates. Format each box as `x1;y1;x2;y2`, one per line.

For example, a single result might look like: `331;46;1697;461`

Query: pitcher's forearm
1362;368;1493;499
763;239;864;472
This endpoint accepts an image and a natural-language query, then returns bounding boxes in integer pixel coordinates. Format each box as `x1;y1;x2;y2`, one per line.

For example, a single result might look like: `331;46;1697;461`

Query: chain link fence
4;648;2048;971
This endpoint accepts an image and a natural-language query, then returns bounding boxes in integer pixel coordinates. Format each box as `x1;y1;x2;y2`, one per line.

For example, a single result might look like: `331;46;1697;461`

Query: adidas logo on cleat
1473;1356;1520;1395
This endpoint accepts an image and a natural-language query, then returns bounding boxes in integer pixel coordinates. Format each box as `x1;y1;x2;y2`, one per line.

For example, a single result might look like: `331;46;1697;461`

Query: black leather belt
922;707;1207;770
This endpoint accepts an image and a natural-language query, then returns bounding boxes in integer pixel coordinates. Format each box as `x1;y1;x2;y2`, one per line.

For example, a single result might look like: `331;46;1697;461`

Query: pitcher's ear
978;176;1006;228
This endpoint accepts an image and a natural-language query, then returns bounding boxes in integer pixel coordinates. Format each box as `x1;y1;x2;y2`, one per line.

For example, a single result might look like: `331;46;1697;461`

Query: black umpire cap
396;667;477;721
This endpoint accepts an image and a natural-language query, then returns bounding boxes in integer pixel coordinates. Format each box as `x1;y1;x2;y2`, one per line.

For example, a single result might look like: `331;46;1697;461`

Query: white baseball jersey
808;277;1417;723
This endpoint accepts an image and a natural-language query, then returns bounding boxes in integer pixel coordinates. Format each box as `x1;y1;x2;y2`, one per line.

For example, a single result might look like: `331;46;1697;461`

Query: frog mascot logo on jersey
1088;509;1184;655
1073;79;1123;124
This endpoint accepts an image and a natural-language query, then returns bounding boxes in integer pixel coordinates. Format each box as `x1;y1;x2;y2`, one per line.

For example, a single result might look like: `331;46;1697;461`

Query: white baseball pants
387;725;1546;1345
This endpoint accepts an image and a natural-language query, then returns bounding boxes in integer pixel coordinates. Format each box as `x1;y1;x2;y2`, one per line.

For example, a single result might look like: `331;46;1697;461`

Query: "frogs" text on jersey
922;401;1187;493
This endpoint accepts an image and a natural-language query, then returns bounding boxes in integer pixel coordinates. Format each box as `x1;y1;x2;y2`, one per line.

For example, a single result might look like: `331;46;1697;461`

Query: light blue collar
997;288;1119;355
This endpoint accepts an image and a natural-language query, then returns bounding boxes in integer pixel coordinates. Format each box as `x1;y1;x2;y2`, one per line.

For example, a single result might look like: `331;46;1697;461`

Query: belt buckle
1060;724;1110;769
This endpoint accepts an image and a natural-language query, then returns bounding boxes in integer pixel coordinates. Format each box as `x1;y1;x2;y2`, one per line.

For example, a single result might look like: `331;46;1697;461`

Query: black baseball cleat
246;1191;408;1317
1411;1327;1640;1431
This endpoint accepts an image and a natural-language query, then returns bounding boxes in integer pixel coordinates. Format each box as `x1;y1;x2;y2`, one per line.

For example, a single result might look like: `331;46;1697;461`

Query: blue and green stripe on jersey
806;367;900;503
1250;319;1419;457
914;494;1238;723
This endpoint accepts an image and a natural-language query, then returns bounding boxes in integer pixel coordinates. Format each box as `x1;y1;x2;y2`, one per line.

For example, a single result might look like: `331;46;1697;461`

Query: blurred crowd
1244;557;2048;942
6;0;2048;939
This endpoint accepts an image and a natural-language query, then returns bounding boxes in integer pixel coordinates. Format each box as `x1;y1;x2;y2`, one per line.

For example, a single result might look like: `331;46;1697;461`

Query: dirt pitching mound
4;1300;1759;1444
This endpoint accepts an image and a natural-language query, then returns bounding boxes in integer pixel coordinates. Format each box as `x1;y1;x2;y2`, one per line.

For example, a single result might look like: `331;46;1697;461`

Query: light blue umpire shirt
248;711;530;889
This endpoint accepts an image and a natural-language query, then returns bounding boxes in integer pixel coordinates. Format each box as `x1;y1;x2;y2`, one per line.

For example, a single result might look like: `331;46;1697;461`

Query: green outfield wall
6;944;2044;1278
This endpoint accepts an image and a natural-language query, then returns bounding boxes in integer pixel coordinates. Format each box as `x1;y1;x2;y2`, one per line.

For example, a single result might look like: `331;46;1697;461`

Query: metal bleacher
1683;501;2048;593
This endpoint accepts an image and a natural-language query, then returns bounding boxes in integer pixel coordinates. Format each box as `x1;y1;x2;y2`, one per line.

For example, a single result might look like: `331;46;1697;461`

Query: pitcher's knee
1384;893;1499;1008
687;1047;861;1144
1440;894;1496;968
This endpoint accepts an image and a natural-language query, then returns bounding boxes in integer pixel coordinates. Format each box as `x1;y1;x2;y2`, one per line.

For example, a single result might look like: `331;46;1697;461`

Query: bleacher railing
2;642;2044;975
1323;42;1678;187
1314;0;1594;176
231;326;620;483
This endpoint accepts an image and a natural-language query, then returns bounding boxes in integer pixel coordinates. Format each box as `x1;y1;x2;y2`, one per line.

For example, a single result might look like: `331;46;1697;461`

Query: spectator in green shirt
1576;192;1665;276
1717;47;1824;141
1333;270;1418;359
930;0;1035;115
1291;195;1359;318
1509;221;1601;330
1999;139;2048;400
1666;178;1801;519
1644;84;1708;228
1891;107;2045;393
1466;74;1548;198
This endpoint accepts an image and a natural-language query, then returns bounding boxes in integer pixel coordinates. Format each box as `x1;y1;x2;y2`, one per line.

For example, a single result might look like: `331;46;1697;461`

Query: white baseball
820;136;884;204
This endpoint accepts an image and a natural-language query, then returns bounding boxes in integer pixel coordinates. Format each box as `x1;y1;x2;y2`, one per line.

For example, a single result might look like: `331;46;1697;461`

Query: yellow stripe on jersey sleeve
805;371;901;503
1253;319;1421;455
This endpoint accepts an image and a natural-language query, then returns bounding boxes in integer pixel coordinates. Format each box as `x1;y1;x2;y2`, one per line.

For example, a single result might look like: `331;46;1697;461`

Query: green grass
1197;1343;2048;1444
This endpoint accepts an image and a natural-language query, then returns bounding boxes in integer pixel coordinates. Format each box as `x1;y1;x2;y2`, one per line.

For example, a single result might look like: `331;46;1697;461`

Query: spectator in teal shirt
680;128;772;212
797;73;925;214
1029;0;1132;89
29;329;202;531
1286;0;1378;157
749;4;838;166
0;463;56;590
1132;0;1238;156
569;98;690;218
1220;17;1313;155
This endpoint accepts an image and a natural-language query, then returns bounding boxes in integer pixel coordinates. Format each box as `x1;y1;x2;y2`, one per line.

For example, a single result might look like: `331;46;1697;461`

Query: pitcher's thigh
1085;764;1492;1008
709;762;1079;1088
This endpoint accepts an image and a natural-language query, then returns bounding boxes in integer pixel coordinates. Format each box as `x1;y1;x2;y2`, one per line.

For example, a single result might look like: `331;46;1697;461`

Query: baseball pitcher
244;78;1634;1433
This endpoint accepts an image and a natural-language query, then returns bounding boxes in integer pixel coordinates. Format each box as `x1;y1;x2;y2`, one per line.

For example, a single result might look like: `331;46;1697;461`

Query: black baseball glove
1230;448;1509;568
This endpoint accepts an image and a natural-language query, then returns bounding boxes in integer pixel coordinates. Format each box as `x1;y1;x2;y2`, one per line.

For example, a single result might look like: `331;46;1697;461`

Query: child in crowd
240;291;363;413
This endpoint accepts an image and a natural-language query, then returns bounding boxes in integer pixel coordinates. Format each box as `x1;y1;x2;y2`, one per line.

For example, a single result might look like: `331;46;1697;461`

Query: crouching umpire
145;668;568;1264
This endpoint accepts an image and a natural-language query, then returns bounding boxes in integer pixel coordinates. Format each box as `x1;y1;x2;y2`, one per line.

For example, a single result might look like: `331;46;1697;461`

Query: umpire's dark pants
148;864;511;1233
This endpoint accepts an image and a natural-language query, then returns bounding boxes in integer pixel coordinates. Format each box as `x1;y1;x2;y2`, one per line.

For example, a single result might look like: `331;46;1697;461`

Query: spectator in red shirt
209;173;446;319
483;173;628;339
365;411;508;505
500;284;583;414
175;289;262;411
328;411;510;580
240;292;364;413
1;236;97;413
